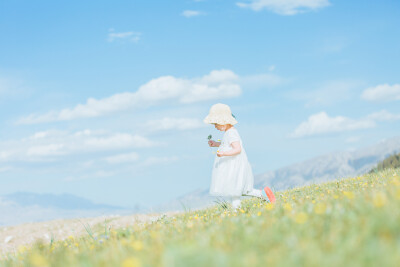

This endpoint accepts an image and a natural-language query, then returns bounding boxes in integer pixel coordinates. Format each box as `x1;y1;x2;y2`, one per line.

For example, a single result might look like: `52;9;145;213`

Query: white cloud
290;112;375;138
287;80;362;107
0;79;7;95
367;110;400;122
361;84;400;102
182;10;203;17
0;130;156;162
0;166;12;173
64;170;116;182
18;69;241;124
236;0;330;15
0;76;30;99
290;110;400;138
105;152;140;164
345;136;360;143
27;144;65;157
84;134;154;150
145;117;204;132
141;156;179;167
107;29;141;43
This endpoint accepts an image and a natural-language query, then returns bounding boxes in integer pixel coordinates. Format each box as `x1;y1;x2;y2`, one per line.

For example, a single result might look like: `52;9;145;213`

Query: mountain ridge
0;192;132;226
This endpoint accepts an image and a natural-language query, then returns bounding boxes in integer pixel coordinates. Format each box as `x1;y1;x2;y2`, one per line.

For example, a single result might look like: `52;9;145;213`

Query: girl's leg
231;197;241;210
243;187;276;203
243;189;263;198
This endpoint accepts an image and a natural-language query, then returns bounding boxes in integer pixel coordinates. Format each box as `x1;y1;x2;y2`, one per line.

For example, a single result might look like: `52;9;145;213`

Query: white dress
209;128;254;197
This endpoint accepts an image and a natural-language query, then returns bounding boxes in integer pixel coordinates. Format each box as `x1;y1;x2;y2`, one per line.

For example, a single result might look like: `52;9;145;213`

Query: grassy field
2;169;400;267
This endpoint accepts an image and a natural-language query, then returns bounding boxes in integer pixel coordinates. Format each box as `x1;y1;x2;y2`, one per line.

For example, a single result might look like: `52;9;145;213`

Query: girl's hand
217;151;224;157
208;140;219;147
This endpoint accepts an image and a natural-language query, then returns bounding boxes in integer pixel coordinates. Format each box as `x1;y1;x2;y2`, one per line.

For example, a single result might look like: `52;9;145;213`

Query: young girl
204;103;276;210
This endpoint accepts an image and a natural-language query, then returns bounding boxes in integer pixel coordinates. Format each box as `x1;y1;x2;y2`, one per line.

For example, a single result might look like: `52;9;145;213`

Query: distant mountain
163;136;400;211
0;192;133;226
4;192;121;210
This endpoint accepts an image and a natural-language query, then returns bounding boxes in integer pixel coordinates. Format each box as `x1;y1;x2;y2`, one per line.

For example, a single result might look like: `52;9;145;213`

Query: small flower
343;191;355;199
18;245;28;254
283;203;292;211
29;253;48;267
257;211;262;216
131;241;143;251
265;203;274;211
314;203;327;214
122;257;141;267
294;212;308;224
373;192;387;207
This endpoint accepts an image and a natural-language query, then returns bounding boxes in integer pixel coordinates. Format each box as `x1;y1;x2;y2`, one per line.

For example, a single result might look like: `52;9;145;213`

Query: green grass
2;169;400;267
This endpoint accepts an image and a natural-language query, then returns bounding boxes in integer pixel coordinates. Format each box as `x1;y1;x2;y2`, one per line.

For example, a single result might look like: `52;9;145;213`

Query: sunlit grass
2;169;400;266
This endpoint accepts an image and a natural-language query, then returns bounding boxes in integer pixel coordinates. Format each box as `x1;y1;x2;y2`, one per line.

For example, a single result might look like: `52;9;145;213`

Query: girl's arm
217;141;241;157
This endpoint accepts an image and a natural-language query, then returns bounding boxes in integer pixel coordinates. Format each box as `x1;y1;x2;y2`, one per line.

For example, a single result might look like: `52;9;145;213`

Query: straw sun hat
203;103;238;125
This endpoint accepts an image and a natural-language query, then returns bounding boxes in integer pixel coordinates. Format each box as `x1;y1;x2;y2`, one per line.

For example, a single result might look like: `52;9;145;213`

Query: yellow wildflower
131;241;143;251
30;253;48;267
18;245;27;254
265;203;274;211
391;179;400;186
314;203;327;215
294;212;308;224
283;203;292;212
257;211;262;216
373;192;387;208
122;257;141;267
343;191;355;199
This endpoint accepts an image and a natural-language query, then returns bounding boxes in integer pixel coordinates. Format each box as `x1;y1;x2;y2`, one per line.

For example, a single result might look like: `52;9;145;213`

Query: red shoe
262;186;276;203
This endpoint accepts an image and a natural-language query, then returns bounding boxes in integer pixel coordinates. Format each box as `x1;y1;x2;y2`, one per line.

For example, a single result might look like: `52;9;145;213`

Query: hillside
372;152;400;172
165;136;400;211
1;169;399;266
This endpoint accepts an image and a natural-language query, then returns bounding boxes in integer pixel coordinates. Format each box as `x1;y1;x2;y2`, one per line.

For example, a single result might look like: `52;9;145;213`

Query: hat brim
203;115;238;125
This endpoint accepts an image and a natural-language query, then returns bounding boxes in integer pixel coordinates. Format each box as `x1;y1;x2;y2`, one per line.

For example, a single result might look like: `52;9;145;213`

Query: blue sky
0;0;399;208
